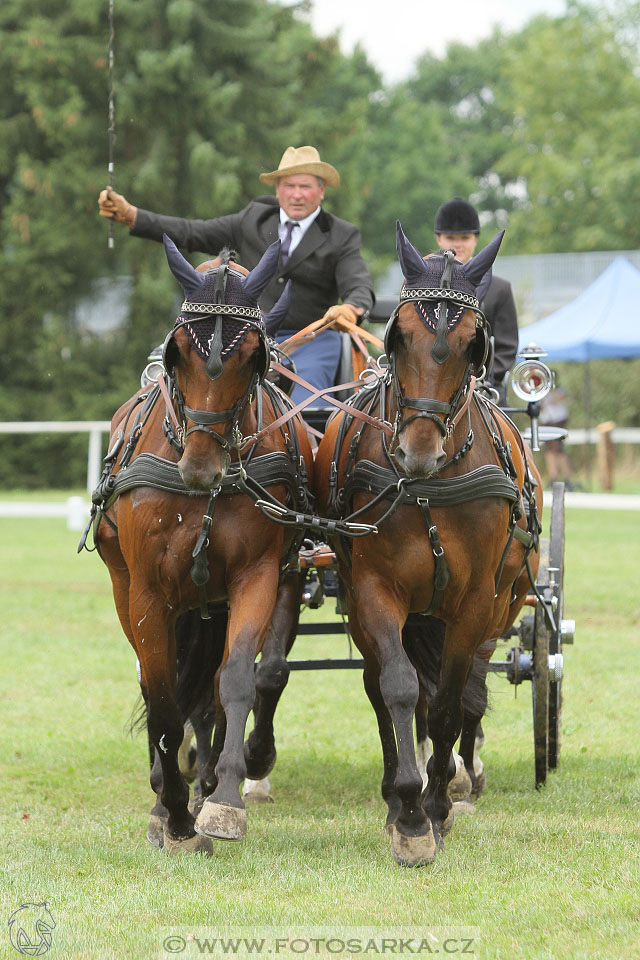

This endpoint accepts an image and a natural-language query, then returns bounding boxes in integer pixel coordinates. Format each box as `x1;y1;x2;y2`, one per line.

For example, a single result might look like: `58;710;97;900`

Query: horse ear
463;230;504;287
263;281;291;337
242;240;282;302
396;221;428;286
163;234;206;299
475;267;492;303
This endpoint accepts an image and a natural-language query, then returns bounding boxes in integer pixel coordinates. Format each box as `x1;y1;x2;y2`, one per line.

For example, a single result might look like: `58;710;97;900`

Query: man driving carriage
433;197;519;402
98;144;375;406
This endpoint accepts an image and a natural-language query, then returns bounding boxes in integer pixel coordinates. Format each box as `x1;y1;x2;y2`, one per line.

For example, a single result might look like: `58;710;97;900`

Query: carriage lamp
140;359;165;388
510;345;554;403
140;345;165;388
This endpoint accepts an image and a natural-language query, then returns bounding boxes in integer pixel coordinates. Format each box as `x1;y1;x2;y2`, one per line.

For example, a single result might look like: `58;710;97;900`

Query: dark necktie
281;220;297;265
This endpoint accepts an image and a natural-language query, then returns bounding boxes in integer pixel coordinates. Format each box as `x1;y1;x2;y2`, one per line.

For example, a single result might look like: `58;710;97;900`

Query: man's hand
321;303;360;330
98;187;138;227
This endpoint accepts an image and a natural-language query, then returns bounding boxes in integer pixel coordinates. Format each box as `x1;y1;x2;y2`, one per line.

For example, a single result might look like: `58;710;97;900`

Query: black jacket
131;196;374;331
481;275;519;384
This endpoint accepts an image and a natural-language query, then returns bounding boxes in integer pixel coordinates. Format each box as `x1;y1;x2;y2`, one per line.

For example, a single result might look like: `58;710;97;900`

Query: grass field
1;504;639;960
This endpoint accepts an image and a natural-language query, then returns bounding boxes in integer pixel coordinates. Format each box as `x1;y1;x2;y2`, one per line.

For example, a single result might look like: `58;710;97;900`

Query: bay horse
88;236;314;854
314;222;542;866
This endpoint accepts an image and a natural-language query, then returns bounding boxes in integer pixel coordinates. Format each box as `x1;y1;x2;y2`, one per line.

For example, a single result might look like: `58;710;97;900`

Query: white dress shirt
278;206;322;257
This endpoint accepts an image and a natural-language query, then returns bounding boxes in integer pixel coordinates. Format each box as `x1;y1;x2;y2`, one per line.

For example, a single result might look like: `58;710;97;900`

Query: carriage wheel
532;590;550;788
548;481;566;769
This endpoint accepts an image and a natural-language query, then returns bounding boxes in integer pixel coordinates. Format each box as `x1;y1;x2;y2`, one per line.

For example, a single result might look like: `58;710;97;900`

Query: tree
0;0;381;486
494;5;640;252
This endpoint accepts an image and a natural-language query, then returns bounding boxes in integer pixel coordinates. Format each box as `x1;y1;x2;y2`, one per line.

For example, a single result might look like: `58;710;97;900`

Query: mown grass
1;507;639;959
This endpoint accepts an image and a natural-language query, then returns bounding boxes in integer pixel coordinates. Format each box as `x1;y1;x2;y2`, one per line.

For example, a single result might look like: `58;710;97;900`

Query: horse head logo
8;902;56;956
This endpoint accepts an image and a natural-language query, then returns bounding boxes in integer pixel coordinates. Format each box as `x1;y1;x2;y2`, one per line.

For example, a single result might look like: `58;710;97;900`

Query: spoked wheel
531;481;567;787
532;585;550;788
548;482;566;769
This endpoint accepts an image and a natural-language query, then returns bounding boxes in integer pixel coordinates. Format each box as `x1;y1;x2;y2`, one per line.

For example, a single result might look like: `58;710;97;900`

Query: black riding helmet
434;197;481;235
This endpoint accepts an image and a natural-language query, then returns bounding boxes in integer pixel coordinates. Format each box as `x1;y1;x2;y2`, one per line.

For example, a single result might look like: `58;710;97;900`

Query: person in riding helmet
433;197;519;402
98;145;374;406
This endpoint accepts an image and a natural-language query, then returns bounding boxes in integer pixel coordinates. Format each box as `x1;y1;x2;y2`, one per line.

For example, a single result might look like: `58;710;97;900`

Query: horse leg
130;589;212;856
415;687;431;788
195;568;279;842
362;657;402;832
178;720;198;782
146;745;169;848
243;570;302;802
191;683;226;817
351;589;436;867
423;633;478;843
458;639;494;800
189;703;215;802
448;648;492;810
415;691;473;810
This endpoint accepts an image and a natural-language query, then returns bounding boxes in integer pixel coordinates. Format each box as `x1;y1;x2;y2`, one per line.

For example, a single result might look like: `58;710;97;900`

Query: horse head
163;235;285;490
385;222;503;478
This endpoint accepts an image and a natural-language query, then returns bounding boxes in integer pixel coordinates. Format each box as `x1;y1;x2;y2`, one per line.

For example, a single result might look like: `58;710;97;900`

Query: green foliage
546;358;640;430
1;1;639;488
0;0;379;486
494;5;640;251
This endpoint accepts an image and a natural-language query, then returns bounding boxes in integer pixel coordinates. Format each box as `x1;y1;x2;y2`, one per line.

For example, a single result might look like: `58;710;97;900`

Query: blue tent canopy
517;256;640;362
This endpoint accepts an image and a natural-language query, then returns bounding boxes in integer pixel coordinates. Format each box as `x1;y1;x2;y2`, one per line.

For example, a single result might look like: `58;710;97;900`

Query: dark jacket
481;275;519;384
131;196;374;331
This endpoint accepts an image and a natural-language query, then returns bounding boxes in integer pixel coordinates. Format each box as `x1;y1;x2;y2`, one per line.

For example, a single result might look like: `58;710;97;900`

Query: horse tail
401;616;491;720
175;605;228;723
402;615;444;700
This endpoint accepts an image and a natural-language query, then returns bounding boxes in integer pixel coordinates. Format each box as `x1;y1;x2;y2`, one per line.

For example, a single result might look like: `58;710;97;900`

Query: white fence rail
0;420;111;492
0;421;639;495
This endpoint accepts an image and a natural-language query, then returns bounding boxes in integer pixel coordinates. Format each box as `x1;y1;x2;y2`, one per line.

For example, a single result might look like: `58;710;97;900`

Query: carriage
84;225;575;865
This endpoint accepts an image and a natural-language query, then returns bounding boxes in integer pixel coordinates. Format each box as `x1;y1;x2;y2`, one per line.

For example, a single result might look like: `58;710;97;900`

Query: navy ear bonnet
178;269;264;374
401;254;482;332
162;235;283;382
384;222;504;369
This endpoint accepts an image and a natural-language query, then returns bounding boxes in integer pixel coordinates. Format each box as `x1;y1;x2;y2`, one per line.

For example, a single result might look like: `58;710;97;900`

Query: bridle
160;263;271;456
383;250;489;443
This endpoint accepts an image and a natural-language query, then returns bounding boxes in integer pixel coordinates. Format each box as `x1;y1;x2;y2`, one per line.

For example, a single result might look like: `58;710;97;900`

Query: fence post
87;429;104;493
596;420;616;491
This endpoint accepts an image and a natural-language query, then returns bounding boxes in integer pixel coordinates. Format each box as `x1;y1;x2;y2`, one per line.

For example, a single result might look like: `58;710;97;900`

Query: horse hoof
242;778;274;804
243;791;274;804
188;796;205;817
452;799;477;816
195;800;247;841
162;829;213;857
439;806;455;837
390;825;437;867
448;756;473;802
470;768;486;801
146;814;167;849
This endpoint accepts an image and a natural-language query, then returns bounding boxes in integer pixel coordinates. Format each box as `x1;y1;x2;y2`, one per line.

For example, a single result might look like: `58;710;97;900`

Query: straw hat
259;145;340;187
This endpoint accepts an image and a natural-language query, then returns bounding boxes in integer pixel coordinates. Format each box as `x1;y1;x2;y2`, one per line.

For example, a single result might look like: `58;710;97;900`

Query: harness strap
157;372;182;438
240;363;393;449
417;499;450;615
190;487;220;619
99;451;302;507
279;315;385;353
345;460;521;507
